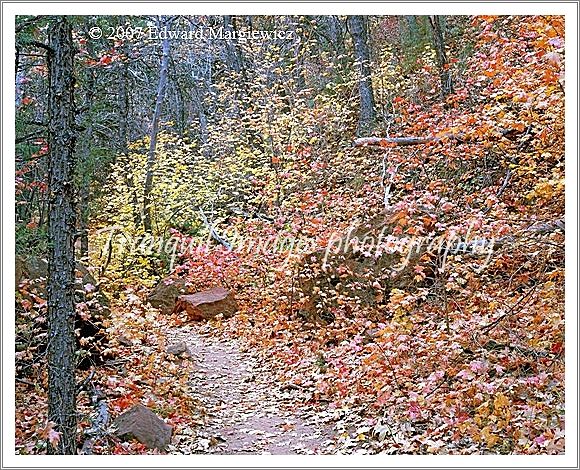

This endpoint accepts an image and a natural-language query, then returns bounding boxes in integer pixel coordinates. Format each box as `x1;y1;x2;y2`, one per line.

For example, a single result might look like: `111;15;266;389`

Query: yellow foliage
526;176;564;201
481;426;499;449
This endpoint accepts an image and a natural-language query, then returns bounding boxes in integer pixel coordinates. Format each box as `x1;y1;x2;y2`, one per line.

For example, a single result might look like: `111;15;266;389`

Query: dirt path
170;325;337;454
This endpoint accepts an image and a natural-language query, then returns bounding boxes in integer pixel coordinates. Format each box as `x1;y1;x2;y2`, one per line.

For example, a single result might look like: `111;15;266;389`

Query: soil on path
170;325;337;454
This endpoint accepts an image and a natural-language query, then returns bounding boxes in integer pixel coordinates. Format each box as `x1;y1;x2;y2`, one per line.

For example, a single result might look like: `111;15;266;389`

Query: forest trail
170;325;336;454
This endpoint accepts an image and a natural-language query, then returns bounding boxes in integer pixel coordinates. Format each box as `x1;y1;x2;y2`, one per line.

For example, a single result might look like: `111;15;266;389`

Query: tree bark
47;16;77;455
347;16;376;136
143;16;171;233
428;15;453;98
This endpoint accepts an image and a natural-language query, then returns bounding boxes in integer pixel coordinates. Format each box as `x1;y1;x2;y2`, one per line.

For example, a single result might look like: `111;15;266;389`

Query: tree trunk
78;147;91;259
428;15;453;98
405;15;419;40
46;16;77;455
143;16;171;233
77;68;95;260
117;16;130;159
290;16;307;91
347;15;376;136
223;15;244;73
325;15;346;57
117;32;143;230
191;85;210;157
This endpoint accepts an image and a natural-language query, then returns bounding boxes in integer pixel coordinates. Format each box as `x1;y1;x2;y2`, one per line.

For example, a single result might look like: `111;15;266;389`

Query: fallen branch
448;218;564;256
354;125;539;148
15;377;36;387
76;369;95;394
353;133;466;147
16;130;45;144
480;283;538;333
80;374;110;455
524;218;565;235
198;207;232;250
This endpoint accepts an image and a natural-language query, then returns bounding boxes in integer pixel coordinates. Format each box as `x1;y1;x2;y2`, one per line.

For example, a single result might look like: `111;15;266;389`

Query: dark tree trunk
289;16;306;91
46;16;77;455
223;15;244;73
117;17;130;159
405;15;419;41
78;143;91;259
347;15;376;136
191;85;210;157
117;33;143;230
77;69;95;260
428;15;453;98
79;190;89;258
174;73;186;137
143;16;171;233
325;15;346;56
118;66;129;157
